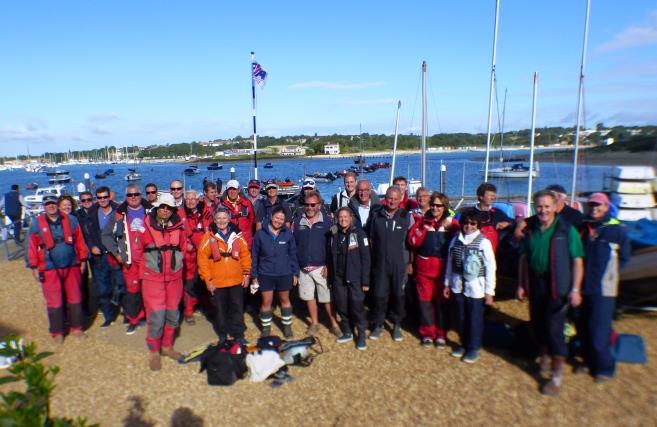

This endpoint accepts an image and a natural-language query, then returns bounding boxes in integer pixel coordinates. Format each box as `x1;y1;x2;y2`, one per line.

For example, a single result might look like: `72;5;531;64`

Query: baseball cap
248;179;261;189
265;182;278;190
42;194;58;205
153;193;176;208
226;179;240;190
587;192;609;205
545;184;567;195
302;178;316;189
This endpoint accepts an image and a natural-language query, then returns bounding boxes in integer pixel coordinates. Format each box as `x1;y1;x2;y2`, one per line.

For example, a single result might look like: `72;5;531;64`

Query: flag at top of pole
252;62;268;88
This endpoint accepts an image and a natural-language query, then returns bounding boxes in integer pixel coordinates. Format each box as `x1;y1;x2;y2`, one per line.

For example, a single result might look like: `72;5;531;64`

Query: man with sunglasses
292;190;340;336
75;190;96;317
290;178;330;223
169;180;184;207
517;189;584;396
578;193;630;383
83;186;125;328
254;182;292;230
28;195;89;344
144;183;159;205
102;184;152;334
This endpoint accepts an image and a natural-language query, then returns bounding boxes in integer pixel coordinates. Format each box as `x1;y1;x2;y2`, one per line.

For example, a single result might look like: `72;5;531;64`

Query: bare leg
307;299;319;325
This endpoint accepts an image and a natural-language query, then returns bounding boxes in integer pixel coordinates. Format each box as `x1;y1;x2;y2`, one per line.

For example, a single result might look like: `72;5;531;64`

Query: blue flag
252;62;268;88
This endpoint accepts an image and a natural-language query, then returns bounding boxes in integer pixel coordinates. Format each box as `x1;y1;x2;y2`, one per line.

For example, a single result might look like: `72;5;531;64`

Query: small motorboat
264;163;274;169
310;172;338;183
24;182;39;190
184;166;201;176
47;170;72;184
24;185;67;206
95;173;107;179
207;163;223;170
103;168;115;176
125;169;141;181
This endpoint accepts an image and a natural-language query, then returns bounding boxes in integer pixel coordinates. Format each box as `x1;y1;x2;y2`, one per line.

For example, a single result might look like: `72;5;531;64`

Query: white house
279;146;306;156
324;144;340;155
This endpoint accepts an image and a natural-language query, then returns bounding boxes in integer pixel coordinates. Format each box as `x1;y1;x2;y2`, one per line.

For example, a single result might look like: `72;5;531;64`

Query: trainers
336;333;353;344
594;374;613;384
306;324;319;335
356;333;367;351
392;324;403;342
540;379;561;396
149;353;161;371
184;316;196;325
451;346;465;358
161;347;182;361
126;324;138;335
421;337;433;347
283;325;293;339
369;326;383;340
100;319;113;329
434;337;446;347
462;350;480;364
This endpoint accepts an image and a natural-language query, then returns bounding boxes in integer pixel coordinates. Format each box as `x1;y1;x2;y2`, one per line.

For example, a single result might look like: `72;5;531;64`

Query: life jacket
37;213;73;249
206;223;242;261
451;234;485;281
143;214;185;274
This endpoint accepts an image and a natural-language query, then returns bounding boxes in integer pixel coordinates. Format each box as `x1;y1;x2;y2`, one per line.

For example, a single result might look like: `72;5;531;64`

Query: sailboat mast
527;72;539;208
421;61;427;187
499;88;507;163
484;0;501;182
251;51;259;180
570;0;591;204
390;100;401;186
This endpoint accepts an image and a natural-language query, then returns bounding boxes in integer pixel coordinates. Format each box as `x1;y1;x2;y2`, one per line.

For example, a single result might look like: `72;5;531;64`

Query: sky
1;0;656;156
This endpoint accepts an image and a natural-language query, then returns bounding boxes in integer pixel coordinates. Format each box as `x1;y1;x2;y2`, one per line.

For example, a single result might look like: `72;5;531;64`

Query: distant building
324;144;340;155
201;139;232;147
279;146;306;157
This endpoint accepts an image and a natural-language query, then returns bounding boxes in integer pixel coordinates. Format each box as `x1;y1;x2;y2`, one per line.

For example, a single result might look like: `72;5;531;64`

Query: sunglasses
304;203;319;207
170;187;183;191
146;190;158;195
126;192;141;197
80;198;92;203
96;195;110;200
157;205;174;211
431;203;445;208
587;202;602;207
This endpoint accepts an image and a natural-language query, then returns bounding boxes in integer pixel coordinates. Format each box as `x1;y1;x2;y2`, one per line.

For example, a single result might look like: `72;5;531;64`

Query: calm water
0;149;608;202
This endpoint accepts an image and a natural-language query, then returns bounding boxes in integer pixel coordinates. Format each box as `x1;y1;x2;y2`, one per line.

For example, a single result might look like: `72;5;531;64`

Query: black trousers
371;268;406;327
331;277;366;331
529;276;569;357
212;285;245;339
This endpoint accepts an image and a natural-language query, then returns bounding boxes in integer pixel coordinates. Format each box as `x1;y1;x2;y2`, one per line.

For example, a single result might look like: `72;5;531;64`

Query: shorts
299;268;330;303
258;274;293;292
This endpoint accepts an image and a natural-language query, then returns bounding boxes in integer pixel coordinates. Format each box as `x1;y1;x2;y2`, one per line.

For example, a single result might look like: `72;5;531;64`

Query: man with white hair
347;179;380;232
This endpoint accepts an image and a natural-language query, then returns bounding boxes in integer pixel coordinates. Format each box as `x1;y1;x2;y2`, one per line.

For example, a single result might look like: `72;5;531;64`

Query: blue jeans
91;254;126;321
454;293;484;352
9;215;22;242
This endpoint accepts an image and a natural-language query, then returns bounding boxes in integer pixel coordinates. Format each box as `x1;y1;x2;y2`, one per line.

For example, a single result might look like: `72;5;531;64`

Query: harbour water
1;149;609;202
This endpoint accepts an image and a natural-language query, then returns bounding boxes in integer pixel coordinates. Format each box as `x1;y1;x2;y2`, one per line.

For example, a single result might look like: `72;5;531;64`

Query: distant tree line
2;125;655;163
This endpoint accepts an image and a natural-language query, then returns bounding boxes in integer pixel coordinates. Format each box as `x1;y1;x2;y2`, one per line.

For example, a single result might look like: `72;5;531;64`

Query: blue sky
1;0;656;156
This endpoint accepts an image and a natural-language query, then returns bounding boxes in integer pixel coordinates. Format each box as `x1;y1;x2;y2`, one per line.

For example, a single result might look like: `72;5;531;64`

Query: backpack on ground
199;340;247;386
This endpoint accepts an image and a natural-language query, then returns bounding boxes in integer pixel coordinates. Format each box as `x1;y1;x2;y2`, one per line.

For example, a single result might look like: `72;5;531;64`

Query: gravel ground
1;260;656;426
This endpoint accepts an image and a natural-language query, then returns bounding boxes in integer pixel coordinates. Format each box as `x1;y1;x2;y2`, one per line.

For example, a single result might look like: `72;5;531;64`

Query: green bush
0;336;97;427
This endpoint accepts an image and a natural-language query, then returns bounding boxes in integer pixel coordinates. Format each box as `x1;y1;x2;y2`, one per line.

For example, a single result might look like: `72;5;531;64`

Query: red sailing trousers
142;278;182;352
41;267;83;336
414;256;447;340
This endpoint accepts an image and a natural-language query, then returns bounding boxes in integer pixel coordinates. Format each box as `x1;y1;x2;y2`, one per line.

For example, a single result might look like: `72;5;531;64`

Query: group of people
21;171;631;395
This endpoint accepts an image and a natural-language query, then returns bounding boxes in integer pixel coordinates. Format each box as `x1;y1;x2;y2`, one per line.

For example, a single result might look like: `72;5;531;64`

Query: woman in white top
444;208;496;363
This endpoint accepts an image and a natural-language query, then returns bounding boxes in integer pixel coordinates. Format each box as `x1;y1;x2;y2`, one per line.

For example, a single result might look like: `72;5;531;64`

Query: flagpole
251;51;259;180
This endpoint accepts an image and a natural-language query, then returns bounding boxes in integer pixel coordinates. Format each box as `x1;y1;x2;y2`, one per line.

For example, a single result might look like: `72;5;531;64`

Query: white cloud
596;11;657;53
289;81;385;90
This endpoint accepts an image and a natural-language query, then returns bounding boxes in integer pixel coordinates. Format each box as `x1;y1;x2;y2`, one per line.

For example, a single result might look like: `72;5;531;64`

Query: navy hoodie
251;222;300;277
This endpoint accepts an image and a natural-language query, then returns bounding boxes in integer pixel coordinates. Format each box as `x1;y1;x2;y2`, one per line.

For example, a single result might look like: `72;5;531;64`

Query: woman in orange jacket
197;207;252;343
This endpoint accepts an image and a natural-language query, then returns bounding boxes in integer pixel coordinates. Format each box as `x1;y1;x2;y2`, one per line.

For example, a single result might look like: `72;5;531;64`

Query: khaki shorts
298;268;331;303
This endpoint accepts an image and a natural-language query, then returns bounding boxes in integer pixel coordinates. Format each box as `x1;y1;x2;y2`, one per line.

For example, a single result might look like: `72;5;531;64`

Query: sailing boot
356;327;367;351
541;356;565;396
281;306;294;338
260;310;273;337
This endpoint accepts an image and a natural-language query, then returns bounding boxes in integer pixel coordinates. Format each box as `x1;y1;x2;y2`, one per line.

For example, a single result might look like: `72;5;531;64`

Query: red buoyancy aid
141;214;186;280
37;213;73;249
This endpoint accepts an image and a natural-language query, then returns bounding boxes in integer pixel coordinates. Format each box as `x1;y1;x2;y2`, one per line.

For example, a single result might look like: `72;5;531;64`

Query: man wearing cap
514;184;585;241
254;182;292;230
290;178;330;222
169;179;185;208
517;189;584;396
101;184;151;334
137;193;187;371
330;172;357;216
1;184;24;243
292;190;341;336
220;180;256;249
28;195;89;343
84;186;124;328
579;192;630;383
347;179;380;232
246;179;263;207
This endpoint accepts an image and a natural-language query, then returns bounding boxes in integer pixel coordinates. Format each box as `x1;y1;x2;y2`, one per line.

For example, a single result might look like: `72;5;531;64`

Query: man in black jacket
368;186;413;342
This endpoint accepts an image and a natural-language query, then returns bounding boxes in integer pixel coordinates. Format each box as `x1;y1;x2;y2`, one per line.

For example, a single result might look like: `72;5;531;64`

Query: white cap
302;178;316;189
226;179;240;189
153;193;176;208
